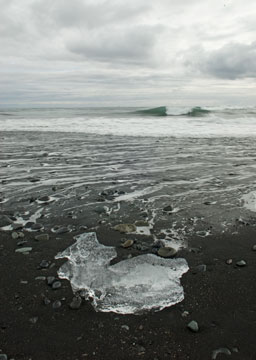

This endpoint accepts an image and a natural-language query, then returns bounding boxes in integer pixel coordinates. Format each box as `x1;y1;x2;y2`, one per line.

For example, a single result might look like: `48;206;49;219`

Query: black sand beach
1;131;256;359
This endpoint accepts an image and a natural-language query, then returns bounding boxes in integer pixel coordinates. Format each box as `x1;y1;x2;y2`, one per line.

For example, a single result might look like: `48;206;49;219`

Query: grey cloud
185;42;256;79
66;25;162;63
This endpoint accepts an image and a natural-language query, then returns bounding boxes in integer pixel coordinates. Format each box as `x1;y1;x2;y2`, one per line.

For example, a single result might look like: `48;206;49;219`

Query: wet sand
1;131;256;359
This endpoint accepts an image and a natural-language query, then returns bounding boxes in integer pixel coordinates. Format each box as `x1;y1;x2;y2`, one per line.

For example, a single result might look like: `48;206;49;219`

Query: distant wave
134;106;211;117
134;106;168;116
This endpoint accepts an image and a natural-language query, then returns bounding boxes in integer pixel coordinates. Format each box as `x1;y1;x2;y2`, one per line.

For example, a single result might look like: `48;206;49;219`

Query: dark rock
157;247;177;258
52;300;61;309
69;296;82;310
39;260;50;269
12;223;23;230
35;233;49;241
0;215;13;227
0;354;8;360
187;320;199;332
29;177;40;182
163;205;173;212
46;276;56;286
31;223;43;231
38;196;50;202
24;221;35;228
52;281;61;290
55;227;69;234
135;220;149;227
94;206;106;214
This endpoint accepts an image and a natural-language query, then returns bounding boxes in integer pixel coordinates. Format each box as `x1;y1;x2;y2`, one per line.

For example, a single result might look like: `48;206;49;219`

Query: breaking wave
134;106;211;117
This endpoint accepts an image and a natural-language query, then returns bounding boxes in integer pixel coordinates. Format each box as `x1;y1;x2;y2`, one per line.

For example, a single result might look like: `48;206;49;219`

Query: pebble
38;195;50;202
236;260;247;267
0;215;13;227
29;317;38;324
15;247;32;253
122;239;134;248
181;311;189;317
24;221;35;228
114;223;136;233
43;297;51;305
31;223;43;231
163;205;173;212
35;234;49;241
0;354;8;360
55;227;69;234
252;245;256;251
12;223;23;230
11;232;19;240
121;325;130;331
52;281;61;290
187;320;199;332
17;240;27;247
212;347;231;359
35;276;46;281
46;276;56;286
69;296;82;310
226;259;233;265
192;264;207;274
39;260;50;269
52;300;62;309
157;247;177;258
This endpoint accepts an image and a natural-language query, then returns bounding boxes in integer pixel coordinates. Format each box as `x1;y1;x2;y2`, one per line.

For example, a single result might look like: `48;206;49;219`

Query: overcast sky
0;0;256;107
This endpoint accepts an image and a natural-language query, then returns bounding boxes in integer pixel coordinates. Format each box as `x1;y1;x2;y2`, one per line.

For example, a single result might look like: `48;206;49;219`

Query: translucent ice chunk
56;232;189;314
242;191;256;212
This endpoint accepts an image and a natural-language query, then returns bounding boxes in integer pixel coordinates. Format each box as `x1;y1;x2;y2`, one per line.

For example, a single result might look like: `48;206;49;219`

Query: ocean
1;105;256;137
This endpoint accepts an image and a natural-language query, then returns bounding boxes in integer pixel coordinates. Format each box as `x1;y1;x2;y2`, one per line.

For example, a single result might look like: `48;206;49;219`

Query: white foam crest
56;232;189;314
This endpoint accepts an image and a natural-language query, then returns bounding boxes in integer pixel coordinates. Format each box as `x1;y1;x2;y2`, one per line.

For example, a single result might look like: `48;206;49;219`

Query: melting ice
56;232;189;314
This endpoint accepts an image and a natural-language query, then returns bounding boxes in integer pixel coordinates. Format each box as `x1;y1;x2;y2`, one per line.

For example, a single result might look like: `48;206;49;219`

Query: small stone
236;260;246;267
39;260;50;269
55;227;69;234
0;354;8;360
12;223;23;230
0;214;13;227
35;276;46;281
52;300;61;309
20;280;28;284
157;247;177;258
31;223;43;231
122;239;134;248
11;232;19;240
163;205;173;212
15;247;32;253
24;221;35;228
252;245;256;251
114;224;136;233
43;297;51;305
121;325;129;331
52;281;61;290
226;259;233;265
94;206;106;214
187;320;199;332
138;325;144;330
46;276;56;286
192;264;207;274
38;195;50;202
17;232;24;238
181;311;189;317
35;233;49;241
212;348;231;359
69;296;82;310
29;317;38;324
17;240;27;247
